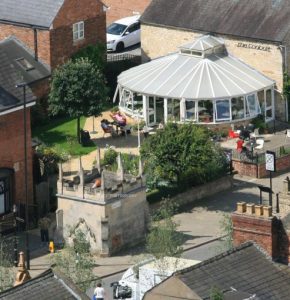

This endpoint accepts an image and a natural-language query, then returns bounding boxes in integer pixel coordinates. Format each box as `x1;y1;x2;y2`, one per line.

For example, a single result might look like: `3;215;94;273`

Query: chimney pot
263;206;272;217
246;203;255;214
255;205;263;216
237;202;246;213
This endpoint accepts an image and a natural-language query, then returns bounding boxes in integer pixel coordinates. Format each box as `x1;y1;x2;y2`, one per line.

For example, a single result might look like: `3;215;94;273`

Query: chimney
14;252;31;286
232;203;279;260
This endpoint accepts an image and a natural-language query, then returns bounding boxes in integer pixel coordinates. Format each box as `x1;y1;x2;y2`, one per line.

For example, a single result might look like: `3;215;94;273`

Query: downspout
280;44;288;122
33;28;38;61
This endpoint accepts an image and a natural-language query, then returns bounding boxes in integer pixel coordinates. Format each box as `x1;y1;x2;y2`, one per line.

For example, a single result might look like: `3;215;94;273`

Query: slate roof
174;242;290;300
0;0;65;28
141;0;290;42
0;269;89;300
0;37;50;113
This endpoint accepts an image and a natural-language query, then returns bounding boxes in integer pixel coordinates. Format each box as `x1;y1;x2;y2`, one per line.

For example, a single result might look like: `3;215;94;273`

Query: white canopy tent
115;35;275;126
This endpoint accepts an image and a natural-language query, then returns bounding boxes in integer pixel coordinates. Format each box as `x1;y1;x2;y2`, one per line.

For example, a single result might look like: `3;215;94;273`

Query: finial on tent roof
14;252;31;286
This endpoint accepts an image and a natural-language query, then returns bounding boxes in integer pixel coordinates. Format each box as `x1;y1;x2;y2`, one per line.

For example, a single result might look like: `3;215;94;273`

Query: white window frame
73;21;84;41
214;99;231;122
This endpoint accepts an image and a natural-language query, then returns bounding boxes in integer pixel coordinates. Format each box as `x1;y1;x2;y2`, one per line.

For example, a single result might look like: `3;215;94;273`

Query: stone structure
56;153;148;256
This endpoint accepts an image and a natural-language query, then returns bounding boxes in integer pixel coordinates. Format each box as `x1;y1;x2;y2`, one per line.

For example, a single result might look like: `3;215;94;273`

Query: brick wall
50;0;106;68
232;204;290;264
232;153;290;178
0;109;34;206
103;0;151;24
0;24;51;66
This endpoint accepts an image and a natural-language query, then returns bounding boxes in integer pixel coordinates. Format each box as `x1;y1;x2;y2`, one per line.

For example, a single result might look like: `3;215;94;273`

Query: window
198;100;213;123
0;169;13;215
185;100;196;120
16;58;34;71
73;21;84;41
167;98;180;121
107;23;127;35
231;97;245;120
246;94;258;117
215;99;230;121
127;22;140;33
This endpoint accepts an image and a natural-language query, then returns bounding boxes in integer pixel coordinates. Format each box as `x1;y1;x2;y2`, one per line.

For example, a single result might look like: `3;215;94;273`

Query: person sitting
111;111;127;127
101;119;115;135
236;138;244;153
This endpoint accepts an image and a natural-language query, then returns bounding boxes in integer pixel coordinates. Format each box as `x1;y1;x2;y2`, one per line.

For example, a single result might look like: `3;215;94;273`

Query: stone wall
0;109;34;205
141;25;286;120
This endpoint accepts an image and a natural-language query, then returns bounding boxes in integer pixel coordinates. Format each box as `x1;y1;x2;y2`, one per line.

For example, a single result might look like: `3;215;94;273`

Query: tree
146;199;183;260
53;230;97;292
140;123;228;187
49;58;108;143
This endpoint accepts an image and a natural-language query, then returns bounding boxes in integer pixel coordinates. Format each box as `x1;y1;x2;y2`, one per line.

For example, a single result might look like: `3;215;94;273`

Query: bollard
49;241;55;253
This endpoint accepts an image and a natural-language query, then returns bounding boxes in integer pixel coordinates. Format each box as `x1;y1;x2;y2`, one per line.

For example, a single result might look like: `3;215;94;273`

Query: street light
16;83;30;270
13;204;18;267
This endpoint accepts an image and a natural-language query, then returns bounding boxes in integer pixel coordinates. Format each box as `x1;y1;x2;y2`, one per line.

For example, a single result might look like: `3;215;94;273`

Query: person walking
94;282;105;300
38;215;51;246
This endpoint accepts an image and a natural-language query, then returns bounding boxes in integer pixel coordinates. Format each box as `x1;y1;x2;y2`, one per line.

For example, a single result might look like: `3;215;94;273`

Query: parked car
106;15;140;52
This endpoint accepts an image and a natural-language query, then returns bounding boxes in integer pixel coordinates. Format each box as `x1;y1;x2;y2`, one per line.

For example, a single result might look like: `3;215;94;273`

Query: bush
103;148;118;166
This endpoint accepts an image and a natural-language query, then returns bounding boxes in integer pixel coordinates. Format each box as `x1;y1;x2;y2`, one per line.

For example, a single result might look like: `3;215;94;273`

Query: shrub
103;148;118;166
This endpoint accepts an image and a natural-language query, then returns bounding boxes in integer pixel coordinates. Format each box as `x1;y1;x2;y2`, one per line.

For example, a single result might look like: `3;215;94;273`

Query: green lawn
32;116;96;156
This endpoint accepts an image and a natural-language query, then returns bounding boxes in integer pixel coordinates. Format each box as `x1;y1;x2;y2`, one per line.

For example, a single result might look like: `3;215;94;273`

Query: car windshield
107;23;127;35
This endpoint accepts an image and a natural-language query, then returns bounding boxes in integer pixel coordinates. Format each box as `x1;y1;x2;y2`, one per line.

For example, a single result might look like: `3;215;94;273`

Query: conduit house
115;35;275;127
0;37;49;224
0;0;106;70
140;0;290;122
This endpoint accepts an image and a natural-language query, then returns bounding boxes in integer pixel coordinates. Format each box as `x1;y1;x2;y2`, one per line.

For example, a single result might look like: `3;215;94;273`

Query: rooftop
141;0;290;42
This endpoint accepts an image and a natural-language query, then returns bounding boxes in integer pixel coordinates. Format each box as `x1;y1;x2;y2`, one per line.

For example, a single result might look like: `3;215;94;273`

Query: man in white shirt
94;282;105;300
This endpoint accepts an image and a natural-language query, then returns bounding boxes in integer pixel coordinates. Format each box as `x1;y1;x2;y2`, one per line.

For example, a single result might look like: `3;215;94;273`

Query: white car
106;15;140;52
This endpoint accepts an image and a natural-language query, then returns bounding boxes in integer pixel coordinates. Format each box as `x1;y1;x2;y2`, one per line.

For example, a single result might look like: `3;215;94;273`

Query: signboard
265;151;276;172
237;42;271;52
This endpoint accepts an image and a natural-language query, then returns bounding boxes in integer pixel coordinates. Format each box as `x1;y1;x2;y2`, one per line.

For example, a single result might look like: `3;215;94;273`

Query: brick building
0;0;106;70
103;0;151;24
141;0;290;121
0;37;50;221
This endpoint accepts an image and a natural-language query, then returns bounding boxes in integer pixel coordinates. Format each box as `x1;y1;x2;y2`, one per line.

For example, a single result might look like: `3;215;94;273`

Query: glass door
147;96;156;126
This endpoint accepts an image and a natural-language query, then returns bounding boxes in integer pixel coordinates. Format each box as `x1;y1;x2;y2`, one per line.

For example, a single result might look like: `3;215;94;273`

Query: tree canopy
48;57;108;143
140;123;228;187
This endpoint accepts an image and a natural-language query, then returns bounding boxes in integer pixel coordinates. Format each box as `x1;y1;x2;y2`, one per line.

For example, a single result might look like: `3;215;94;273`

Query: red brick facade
0;109;34;206
0;0;106;69
103;0;151;24
232;206;290;264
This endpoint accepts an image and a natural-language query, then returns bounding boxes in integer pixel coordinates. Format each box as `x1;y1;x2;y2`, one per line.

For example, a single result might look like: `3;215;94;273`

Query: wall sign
237;42;271;52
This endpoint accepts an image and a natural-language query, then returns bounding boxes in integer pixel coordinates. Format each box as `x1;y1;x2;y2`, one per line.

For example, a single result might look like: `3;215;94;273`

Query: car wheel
116;42;124;52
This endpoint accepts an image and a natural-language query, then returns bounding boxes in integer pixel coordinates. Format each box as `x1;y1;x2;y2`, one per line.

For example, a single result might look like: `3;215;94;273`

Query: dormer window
16;58;34;71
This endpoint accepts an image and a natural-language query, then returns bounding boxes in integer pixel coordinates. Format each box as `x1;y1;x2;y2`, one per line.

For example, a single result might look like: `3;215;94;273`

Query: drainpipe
33;28;38;61
279;44;288;122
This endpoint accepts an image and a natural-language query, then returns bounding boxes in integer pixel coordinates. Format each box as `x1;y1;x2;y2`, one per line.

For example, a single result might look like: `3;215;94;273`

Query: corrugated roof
141;0;290;42
0;0;65;28
174;242;290;299
118;37;274;100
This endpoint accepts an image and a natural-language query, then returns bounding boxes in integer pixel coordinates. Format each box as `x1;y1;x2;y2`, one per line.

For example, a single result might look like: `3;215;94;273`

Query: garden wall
232;153;290;178
154;176;233;208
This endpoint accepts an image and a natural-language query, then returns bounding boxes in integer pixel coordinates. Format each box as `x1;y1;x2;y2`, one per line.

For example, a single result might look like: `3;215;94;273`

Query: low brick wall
233;153;290;178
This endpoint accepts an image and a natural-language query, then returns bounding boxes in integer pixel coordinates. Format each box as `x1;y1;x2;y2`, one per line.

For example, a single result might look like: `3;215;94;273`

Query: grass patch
32;116;96;156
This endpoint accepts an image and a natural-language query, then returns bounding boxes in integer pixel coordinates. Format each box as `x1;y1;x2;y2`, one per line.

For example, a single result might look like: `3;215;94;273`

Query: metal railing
107;53;141;63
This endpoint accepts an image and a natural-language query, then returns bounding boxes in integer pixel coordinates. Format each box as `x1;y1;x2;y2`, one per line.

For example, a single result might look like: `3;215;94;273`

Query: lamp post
13;204;18;267
90;116;97;134
16;83;30;270
137;112;141;148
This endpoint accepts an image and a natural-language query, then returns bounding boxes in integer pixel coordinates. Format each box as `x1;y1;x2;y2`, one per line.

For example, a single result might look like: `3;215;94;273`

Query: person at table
101;119;115;132
110;111;127;126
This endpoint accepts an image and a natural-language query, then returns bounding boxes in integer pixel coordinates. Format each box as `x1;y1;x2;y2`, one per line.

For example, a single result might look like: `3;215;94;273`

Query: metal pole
137;113;140;148
13;205;18;267
23;85;30;270
260;189;262;205
90;116;97;134
269;171;273;207
276;193;280;213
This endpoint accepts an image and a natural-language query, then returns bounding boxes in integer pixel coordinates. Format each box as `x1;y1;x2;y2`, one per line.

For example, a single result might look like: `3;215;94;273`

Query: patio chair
101;124;116;137
255;138;264;150
285;129;290;143
250;128;260;141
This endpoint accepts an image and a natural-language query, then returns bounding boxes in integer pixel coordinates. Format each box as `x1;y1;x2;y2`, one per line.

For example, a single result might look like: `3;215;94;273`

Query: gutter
0;19;49;30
